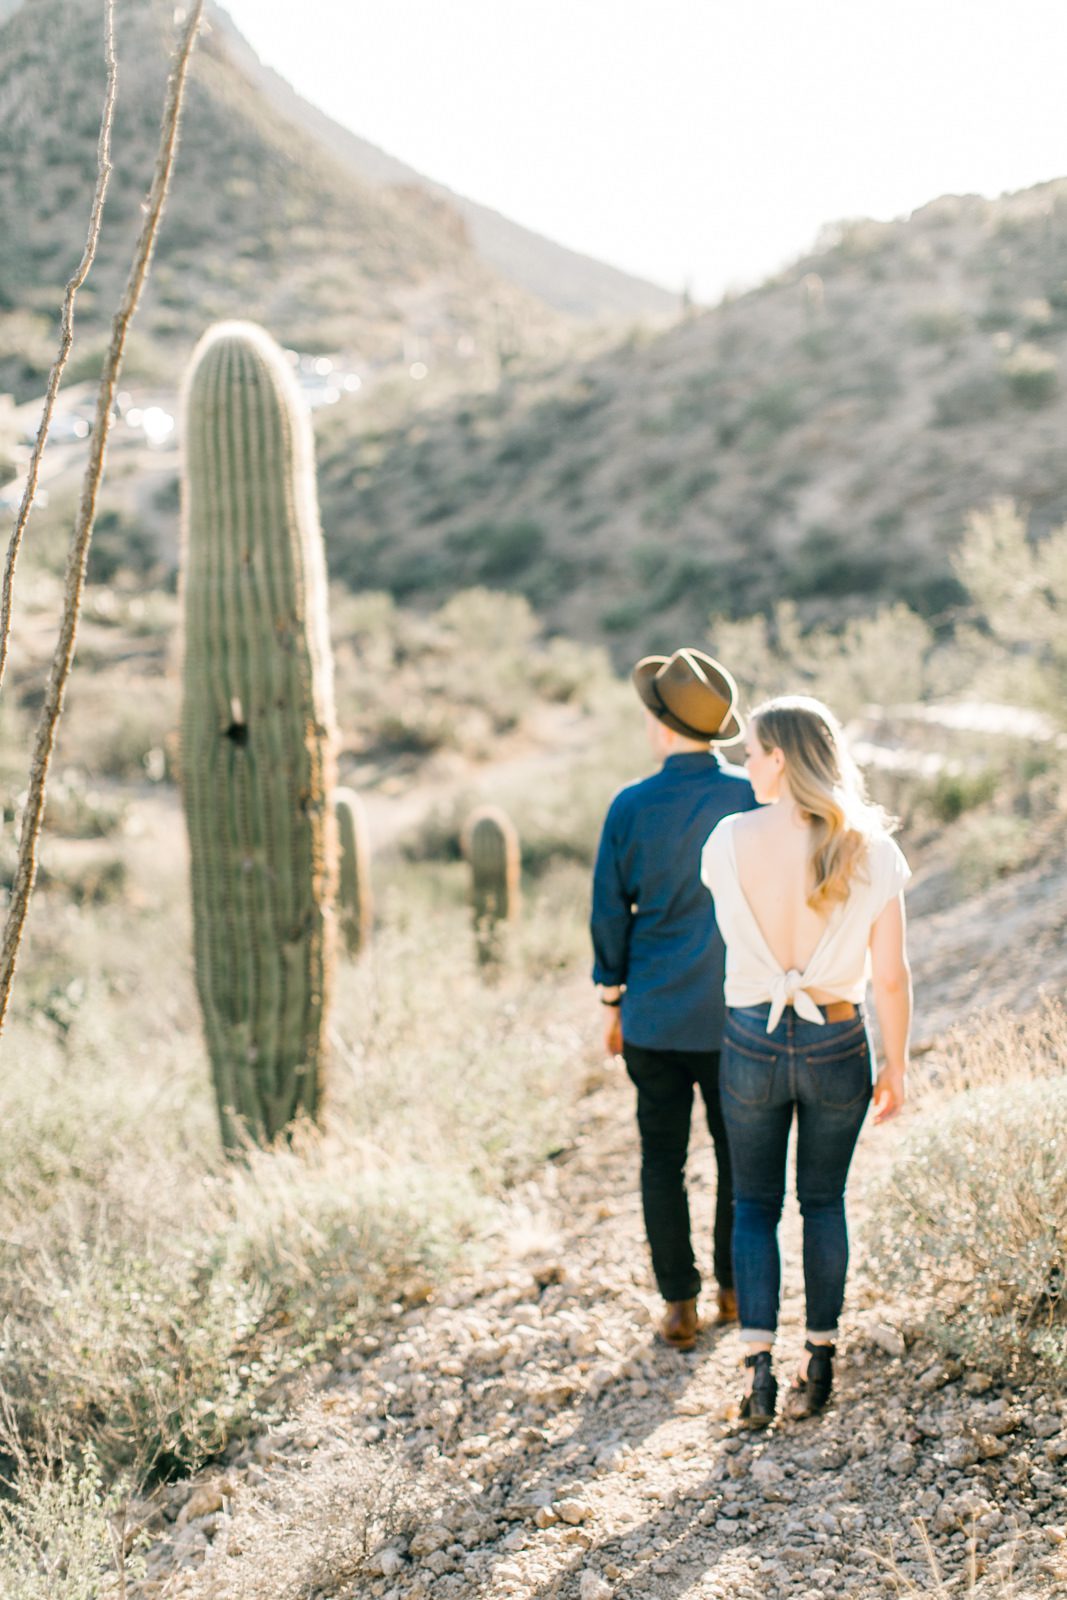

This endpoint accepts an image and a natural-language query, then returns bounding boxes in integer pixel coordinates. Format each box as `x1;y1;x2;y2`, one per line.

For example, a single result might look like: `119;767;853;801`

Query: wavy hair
751;695;896;909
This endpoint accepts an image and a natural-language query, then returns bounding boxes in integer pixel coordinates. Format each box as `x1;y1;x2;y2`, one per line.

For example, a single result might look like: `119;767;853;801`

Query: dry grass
0;836;591;1481
867;1003;1067;1379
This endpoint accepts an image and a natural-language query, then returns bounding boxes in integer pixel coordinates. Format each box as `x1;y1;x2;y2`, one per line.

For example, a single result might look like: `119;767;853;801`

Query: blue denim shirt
590;752;758;1052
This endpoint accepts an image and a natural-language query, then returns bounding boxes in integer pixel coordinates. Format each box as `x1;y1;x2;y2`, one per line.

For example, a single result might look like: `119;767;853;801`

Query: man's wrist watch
599;993;622;1007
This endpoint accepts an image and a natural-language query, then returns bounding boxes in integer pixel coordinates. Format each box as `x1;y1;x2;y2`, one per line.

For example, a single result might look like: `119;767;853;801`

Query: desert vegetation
0;5;1065;1596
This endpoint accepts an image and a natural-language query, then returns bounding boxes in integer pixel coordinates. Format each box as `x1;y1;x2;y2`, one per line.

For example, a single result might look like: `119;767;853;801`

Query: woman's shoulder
862;830;911;904
700;809;744;883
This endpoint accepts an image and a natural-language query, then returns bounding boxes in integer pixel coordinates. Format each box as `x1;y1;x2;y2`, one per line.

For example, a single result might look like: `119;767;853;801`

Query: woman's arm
869;892;911;1124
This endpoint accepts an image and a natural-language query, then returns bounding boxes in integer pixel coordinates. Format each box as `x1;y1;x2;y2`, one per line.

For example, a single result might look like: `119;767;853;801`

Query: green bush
917;766;998;824
1003;342;1058;407
0;887;587;1478
932;371;1007;426
867;1076;1067;1377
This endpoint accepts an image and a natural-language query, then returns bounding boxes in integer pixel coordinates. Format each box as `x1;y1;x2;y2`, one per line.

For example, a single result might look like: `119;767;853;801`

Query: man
591;647;758;1348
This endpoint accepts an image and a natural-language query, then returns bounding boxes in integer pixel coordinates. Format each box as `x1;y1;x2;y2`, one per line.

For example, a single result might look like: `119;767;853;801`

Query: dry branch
0;0;206;1036
0;0;117;696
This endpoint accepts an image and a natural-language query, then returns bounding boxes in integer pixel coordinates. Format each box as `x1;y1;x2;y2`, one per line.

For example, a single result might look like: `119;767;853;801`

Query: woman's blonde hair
751;694;896;910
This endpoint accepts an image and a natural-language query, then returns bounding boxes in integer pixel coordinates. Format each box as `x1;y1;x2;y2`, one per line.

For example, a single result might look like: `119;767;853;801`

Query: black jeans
624;1043;734;1302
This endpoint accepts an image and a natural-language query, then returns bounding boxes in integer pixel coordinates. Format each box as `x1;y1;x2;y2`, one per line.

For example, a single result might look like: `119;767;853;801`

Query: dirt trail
146;884;1067;1600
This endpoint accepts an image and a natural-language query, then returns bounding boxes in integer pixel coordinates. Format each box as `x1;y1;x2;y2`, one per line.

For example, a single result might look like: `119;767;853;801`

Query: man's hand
873;1062;906;1124
603;1009;623;1058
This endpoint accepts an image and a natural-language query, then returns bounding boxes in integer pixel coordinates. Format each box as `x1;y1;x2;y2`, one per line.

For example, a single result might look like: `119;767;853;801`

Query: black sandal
739;1350;777;1428
785;1340;835;1418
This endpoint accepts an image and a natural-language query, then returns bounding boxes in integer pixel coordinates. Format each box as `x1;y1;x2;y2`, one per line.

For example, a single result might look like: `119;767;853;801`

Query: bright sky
221;0;1067;303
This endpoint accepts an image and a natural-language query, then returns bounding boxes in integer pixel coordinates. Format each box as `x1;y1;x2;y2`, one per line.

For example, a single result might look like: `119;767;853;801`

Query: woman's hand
873;1062;906;1124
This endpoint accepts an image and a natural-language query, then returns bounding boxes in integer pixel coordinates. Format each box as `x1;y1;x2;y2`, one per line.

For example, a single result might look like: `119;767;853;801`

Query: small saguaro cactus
180;320;339;1149
334;787;373;956
461;804;521;967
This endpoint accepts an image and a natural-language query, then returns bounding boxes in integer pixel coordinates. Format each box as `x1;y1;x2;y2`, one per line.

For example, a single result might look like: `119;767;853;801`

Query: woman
700;695;911;1427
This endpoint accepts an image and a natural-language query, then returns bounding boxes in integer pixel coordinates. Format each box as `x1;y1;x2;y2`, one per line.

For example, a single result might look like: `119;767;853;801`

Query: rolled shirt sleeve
590;801;633;986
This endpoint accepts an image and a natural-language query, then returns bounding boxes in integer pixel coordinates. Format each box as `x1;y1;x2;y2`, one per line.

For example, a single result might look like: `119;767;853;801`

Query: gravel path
143;991;1067;1599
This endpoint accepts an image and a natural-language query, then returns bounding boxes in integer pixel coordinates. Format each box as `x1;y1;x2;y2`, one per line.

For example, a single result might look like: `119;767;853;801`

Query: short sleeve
700;816;732;897
870;835;911;918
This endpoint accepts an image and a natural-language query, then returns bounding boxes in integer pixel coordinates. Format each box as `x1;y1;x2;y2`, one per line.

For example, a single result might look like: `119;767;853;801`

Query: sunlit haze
218;0;1067;304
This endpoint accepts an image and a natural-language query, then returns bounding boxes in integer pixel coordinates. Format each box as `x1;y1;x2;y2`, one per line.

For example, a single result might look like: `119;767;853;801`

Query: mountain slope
0;0;565;397
208;4;677;324
315;181;1067;657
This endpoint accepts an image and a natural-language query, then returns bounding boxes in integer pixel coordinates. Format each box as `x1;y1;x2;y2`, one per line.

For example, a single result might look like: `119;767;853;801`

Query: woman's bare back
731;808;836;986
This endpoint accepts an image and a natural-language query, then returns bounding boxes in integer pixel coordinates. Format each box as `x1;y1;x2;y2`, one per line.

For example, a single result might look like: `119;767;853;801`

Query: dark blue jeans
720;1004;872;1341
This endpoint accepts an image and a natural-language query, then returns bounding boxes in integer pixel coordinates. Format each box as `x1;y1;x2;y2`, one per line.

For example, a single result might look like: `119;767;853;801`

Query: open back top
700;814;910;1032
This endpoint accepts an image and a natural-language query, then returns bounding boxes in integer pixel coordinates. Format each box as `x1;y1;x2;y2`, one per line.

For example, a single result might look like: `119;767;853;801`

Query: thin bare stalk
0;0;117;696
0;0;206;1037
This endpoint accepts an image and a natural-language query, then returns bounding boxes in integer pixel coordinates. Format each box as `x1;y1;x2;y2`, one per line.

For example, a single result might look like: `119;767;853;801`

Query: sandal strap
744;1350;773;1368
804;1340;836;1357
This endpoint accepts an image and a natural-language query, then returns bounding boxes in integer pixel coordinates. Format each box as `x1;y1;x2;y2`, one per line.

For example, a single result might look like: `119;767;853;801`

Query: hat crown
632;646;743;743
656;650;730;732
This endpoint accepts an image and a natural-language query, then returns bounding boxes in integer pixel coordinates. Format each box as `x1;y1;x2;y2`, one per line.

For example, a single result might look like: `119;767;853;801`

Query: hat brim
632;656;744;745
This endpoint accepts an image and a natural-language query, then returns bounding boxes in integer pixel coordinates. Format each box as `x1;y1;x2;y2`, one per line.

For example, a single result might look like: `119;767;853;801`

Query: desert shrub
445;518;546;582
38;772;126;838
910;1000;1067;1101
0;880;587;1478
742;380;802;444
175;1420;431;1600
908;305;969;345
706;600;933;720
85;507;161;584
915;766;998;824
1002;342;1058;407
56;672;178;781
867;1074;1067;1376
0;1450;142;1600
786;525;903;600
952;501;1067;714
932;371;1007;426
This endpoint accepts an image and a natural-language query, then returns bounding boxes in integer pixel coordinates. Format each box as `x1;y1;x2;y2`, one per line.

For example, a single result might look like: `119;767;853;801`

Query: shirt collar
663;751;722;771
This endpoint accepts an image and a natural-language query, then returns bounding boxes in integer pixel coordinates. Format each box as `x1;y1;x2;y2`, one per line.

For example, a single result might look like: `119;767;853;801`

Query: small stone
409;1524;450;1557
750;1456;785;1485
865;1321;906;1358
555;1499;590;1526
964;1371;994;1395
534;1506;559;1529
177;1484;226;1525
942;1437;980;1470
376;1548;405;1577
1045;1436;1067;1463
579;1573;613;1600
1033;1414;1064;1440
888;1443;917;1475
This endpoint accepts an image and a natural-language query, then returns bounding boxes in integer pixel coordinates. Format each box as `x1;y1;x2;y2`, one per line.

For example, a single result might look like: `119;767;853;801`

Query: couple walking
591;647;911;1426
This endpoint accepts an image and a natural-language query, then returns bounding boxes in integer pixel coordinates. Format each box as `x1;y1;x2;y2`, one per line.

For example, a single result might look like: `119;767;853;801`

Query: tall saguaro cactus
462;805;521;968
180;321;338;1147
334;786;373;956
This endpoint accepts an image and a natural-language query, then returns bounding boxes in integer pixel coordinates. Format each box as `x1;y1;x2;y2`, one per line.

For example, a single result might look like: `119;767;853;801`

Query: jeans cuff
805;1328;838;1342
739;1327;776;1343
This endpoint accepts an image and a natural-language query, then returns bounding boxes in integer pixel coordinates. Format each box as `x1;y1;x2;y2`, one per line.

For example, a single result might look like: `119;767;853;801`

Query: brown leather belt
822;1000;858;1022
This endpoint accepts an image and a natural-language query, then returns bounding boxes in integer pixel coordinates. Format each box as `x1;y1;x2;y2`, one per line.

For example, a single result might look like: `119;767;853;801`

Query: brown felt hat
632;647;744;744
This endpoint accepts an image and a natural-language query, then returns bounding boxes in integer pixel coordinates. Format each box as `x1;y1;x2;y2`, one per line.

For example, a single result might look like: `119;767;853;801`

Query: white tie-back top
700;814;911;1032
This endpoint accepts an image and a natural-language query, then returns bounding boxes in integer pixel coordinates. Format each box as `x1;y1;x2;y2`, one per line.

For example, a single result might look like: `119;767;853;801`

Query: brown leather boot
715;1286;738;1325
659;1298;700;1349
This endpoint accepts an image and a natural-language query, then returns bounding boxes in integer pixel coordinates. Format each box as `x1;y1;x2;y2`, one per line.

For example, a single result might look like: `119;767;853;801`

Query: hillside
208;5;677;324
0;0;567;398
314;181;1067;657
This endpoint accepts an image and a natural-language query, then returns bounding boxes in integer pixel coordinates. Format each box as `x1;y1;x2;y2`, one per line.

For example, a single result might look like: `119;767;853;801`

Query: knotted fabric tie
766;969;826;1032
